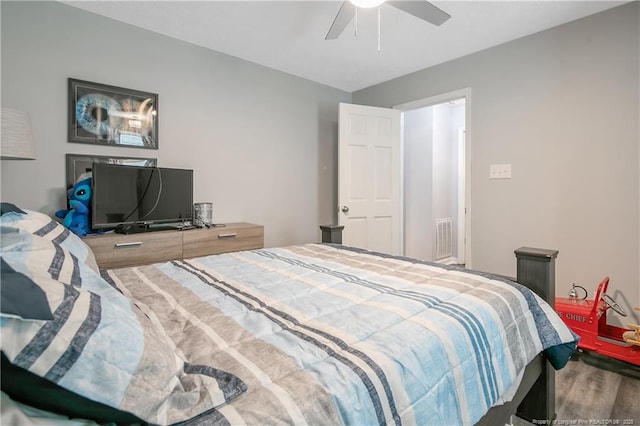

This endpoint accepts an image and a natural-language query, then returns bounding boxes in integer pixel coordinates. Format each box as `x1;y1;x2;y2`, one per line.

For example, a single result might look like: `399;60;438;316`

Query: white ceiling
61;1;625;92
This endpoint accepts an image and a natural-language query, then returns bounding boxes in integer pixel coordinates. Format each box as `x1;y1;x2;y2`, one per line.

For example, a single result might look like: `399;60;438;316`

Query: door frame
393;87;472;268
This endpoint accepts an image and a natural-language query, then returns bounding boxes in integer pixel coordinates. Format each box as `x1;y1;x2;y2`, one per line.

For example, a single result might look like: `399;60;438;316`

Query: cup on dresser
193;202;213;228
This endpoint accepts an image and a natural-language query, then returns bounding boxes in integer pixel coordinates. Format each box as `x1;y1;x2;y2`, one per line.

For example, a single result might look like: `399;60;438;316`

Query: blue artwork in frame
68;78;158;149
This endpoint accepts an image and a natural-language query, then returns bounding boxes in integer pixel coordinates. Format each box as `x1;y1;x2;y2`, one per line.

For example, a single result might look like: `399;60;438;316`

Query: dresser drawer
83;231;183;268
182;223;264;259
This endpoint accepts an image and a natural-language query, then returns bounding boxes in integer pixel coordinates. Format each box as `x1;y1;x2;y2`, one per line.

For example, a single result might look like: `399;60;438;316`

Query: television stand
83;223;264;268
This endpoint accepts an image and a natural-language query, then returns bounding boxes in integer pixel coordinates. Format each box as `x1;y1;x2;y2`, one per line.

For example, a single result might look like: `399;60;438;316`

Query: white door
338;102;401;255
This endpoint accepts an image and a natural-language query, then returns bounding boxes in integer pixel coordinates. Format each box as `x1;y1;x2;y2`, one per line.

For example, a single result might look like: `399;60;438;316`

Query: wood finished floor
513;353;640;426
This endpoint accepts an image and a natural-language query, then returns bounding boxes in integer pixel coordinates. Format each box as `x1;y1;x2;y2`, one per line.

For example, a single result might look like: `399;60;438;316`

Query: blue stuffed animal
56;176;92;237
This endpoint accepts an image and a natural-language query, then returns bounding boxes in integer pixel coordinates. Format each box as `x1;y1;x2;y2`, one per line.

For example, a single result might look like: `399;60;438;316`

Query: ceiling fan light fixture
349;0;386;8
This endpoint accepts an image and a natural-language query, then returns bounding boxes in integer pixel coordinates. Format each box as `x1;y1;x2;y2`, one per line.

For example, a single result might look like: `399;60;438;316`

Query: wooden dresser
83;222;264;268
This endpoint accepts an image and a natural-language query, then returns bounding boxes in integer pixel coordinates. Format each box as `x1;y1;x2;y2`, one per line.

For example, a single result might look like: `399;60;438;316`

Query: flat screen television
92;163;193;232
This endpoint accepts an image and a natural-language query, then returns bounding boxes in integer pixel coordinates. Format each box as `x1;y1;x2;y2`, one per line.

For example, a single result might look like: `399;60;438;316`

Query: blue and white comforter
103;243;578;425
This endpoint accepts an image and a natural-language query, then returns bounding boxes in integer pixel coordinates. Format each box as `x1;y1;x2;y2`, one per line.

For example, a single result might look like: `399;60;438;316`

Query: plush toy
56;176;93;237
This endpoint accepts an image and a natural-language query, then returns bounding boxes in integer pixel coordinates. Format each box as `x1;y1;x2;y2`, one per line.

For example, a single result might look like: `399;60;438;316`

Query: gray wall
355;2;640;318
0;1;350;247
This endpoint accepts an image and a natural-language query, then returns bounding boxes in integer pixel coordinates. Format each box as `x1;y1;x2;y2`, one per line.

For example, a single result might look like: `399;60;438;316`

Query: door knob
341;206;349;213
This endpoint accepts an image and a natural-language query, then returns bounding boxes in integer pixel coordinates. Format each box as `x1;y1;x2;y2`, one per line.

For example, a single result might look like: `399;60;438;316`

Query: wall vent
435;218;453;260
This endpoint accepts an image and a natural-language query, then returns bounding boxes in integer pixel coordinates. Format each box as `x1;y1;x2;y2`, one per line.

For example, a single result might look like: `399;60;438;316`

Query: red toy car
555;276;640;366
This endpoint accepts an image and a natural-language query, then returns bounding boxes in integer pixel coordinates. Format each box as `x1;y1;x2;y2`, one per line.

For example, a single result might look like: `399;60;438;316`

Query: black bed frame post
514;247;559;424
319;225;344;244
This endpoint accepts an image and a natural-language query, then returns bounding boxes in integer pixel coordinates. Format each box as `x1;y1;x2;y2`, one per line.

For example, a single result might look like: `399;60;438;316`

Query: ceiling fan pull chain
377;6;381;52
354;7;358;37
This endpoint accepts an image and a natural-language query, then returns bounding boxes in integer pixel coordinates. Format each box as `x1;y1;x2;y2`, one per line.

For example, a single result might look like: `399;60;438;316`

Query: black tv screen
92;163;193;230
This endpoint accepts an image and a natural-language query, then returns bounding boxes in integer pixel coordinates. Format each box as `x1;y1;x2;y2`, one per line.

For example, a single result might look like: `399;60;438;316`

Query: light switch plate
490;164;512;179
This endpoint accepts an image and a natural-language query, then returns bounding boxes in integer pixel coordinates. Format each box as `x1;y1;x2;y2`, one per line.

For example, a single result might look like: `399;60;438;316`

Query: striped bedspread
103;243;577;426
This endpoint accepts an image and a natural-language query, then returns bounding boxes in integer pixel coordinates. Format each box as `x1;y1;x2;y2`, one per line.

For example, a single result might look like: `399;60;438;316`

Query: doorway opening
395;89;470;267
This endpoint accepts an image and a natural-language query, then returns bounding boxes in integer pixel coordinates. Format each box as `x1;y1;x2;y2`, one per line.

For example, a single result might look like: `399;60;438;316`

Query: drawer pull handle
114;241;143;248
218;233;238;239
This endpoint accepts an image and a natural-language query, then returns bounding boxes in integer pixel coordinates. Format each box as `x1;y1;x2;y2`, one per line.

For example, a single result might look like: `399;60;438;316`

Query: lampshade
1;108;36;160
349;0;386;8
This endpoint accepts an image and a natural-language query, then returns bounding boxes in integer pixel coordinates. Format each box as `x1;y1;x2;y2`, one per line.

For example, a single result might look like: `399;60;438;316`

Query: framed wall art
65;153;157;189
68;78;158;149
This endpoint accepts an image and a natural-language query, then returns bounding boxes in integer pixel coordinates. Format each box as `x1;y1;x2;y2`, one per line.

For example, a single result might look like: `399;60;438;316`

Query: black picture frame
65;154;157;189
68;78;158;149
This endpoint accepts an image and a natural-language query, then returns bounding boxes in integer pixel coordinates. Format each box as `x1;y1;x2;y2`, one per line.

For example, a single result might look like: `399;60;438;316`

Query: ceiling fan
325;0;451;40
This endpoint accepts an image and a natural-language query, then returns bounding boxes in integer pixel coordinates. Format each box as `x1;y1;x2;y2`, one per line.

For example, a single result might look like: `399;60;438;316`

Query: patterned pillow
0;227;120;300
0;258;54;321
0;229;247;425
0;203;98;273
1;358;144;424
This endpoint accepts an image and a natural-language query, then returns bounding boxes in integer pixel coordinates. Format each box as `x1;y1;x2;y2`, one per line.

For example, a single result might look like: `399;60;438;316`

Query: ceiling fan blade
325;1;356;40
388;1;451;26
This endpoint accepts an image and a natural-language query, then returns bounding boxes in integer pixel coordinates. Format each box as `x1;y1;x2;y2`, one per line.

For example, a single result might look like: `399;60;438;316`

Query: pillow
0;259;53;321
0;225;113;299
0;231;246;425
0;203;99;273
0;203;26;215
1;353;144;424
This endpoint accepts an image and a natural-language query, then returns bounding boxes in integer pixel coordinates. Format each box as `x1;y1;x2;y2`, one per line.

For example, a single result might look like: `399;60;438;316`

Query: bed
0;204;579;425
